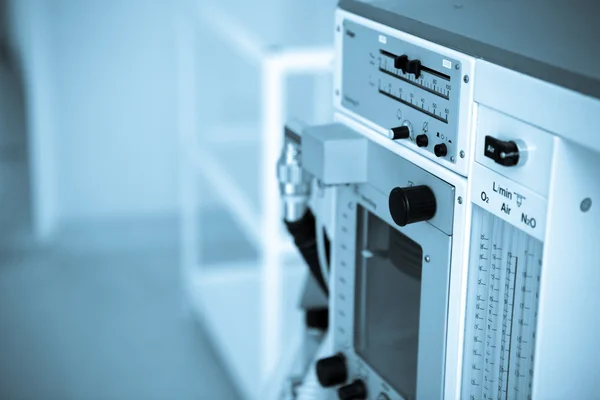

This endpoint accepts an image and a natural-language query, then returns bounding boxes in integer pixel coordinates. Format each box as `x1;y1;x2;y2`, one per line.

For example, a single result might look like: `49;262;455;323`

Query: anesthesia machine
277;1;600;399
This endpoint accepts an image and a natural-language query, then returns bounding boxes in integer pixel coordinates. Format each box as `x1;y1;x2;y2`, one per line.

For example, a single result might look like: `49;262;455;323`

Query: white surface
190;262;307;400
475;106;556;198
471;162;548;242
533;139;600;399
475;59;600;154
258;62;287;381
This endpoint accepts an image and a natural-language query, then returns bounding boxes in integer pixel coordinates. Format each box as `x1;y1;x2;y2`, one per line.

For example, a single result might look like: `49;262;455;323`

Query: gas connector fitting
277;124;312;223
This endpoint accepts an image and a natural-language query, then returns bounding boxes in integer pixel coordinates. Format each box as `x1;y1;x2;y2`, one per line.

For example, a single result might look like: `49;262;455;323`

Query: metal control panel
335;11;476;176
326;132;457;400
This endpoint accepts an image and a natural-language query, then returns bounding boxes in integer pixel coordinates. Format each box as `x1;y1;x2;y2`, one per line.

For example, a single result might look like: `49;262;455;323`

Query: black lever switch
484;135;520;167
394;54;409;73
406;59;422;78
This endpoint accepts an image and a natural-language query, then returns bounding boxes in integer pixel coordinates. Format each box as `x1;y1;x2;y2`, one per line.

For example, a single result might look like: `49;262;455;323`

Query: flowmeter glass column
462;205;543;400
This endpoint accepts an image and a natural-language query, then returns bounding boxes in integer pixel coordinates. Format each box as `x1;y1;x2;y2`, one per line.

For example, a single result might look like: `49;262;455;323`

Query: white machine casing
286;2;600;400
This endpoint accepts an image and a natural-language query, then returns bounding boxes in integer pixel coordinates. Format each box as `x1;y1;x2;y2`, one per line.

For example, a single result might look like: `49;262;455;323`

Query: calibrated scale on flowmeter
462;169;546;400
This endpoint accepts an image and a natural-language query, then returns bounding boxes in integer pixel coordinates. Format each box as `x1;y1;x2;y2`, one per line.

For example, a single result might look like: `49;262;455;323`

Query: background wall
8;0;180;233
51;0;179;221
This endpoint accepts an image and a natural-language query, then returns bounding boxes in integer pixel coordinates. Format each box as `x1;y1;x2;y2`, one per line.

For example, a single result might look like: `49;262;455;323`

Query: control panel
335;12;476;176
475;105;555;198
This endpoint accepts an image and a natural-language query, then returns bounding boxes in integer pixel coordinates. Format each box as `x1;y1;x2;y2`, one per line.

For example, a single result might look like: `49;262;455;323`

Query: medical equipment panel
337;14;475;176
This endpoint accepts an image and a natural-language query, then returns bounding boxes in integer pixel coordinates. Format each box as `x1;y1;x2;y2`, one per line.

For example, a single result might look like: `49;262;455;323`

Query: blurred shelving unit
176;1;335;399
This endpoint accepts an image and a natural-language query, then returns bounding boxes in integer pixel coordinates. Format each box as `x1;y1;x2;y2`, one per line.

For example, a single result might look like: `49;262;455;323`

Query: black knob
389;186;437;227
388;126;410;140
484;135;520;166
394;54;409;73
406;59;422;78
338;379;367;400
434;143;447;157
316;354;348;387
305;308;328;331
416;134;429;147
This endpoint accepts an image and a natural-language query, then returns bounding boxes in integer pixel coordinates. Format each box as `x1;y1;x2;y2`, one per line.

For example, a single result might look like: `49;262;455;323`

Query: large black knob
338;379;367;400
316;354;348;387
389;186;437;227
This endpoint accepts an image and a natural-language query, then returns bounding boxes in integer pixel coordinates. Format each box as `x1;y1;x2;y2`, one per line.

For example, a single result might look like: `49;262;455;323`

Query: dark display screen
354;207;423;399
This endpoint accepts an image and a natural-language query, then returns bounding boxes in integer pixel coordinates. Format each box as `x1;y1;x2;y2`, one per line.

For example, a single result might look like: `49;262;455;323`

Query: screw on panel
458;196;463;204
463;75;470;83
581;198;592;212
460;150;465;158
337;26;341;32
335;90;340;96
424;255;431;263
450;156;456;162
455;63;460;70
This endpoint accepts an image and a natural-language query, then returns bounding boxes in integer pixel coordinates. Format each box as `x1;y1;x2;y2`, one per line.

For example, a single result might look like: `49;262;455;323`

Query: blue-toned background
0;0;337;398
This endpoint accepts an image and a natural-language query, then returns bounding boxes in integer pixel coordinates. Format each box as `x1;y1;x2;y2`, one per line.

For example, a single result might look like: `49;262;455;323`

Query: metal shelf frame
176;1;334;398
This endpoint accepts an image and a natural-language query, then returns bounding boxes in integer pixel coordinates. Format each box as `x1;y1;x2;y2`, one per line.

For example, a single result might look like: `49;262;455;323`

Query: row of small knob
388;126;448;158
389;127;524;167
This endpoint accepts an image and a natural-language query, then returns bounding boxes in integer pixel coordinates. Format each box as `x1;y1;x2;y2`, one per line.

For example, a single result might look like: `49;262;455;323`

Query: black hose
284;209;330;296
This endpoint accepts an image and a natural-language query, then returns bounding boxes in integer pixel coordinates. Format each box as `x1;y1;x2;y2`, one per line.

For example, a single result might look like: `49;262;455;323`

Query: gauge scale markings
378;50;452;99
378;88;448;124
379;65;451;100
463;207;543;400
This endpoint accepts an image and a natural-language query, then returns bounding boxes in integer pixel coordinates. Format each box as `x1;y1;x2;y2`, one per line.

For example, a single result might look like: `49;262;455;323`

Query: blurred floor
0;48;241;400
0;216;242;400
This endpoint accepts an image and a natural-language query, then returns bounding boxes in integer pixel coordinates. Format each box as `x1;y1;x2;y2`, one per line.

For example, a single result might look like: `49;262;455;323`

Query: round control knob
416;134;429;147
316;354;348;387
338;379;367;400
388;126;410;140
389;185;437;227
434;143;448;157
